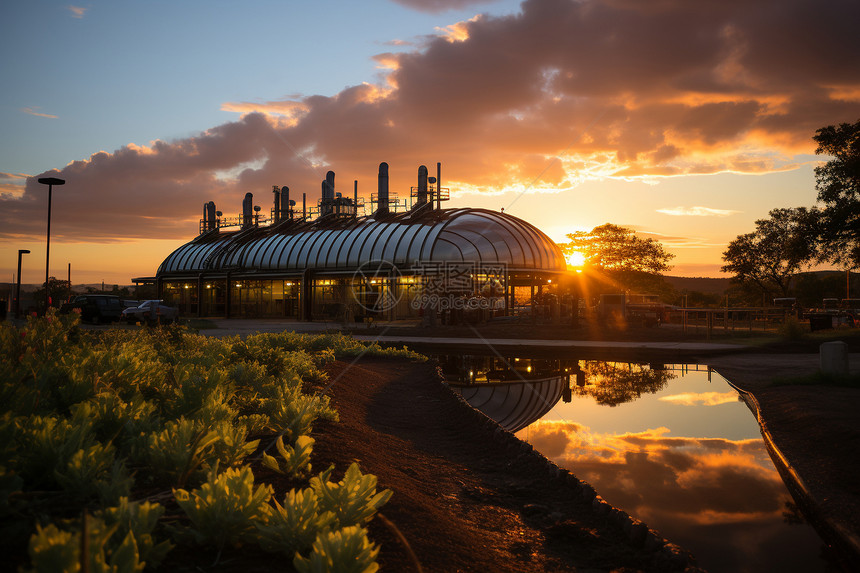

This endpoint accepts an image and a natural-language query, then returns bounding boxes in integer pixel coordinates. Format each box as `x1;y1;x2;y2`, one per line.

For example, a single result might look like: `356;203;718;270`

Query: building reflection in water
440;355;576;432
437;355;827;573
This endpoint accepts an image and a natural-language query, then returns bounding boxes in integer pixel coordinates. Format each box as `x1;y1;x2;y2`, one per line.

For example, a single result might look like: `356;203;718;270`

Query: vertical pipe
303;193;307;219
436;162;441;210
273;186;281;224
283;186;290;220
354;180;358;217
67;263;71;303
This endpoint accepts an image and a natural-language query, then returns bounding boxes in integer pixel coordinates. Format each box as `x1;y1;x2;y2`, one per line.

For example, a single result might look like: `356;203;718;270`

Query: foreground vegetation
0;312;423;572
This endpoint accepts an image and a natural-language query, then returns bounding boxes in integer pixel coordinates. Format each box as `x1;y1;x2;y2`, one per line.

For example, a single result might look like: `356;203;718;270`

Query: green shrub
261;435;315;478
172;465;272;549
103;498;173;569
256;487;335;556
139;418;220;488
293;525;380;573
311;464;391;529
2;315;394;571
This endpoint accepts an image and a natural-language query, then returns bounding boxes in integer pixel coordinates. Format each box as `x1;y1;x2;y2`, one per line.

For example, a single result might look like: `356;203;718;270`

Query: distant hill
663;276;731;295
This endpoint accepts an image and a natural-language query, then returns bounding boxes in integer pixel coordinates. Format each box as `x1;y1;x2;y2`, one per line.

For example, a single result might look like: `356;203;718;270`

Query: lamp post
15;249;30;319
37;177;65;312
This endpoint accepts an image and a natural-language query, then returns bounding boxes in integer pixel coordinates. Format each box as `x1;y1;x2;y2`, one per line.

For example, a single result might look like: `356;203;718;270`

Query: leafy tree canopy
721;207;816;297
560;224;674;274
814;118;860;268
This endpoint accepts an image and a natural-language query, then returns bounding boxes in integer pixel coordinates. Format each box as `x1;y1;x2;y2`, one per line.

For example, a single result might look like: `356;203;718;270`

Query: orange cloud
20;107;58;119
658;391;741;406
656;206;740;217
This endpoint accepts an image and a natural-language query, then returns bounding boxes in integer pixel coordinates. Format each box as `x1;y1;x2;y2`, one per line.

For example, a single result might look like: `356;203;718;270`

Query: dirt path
308;358;700;573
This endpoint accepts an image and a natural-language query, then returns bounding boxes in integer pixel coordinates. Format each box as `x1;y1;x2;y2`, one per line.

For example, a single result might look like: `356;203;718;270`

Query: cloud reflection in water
518;421;813;572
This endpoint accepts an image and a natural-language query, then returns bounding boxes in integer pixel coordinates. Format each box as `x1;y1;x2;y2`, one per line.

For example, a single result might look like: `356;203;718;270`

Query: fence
668;307;800;339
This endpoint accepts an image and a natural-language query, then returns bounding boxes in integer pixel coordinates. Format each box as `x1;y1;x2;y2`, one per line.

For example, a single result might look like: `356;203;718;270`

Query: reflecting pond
437;355;834;573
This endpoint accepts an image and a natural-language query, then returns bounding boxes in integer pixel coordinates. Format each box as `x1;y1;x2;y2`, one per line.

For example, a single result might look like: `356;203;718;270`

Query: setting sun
566;250;586;268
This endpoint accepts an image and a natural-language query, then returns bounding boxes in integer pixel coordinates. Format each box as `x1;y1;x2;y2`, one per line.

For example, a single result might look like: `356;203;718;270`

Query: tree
559;224;675;295
721;208;816;299
814;119;860;268
561;224;674;274
32;276;72;311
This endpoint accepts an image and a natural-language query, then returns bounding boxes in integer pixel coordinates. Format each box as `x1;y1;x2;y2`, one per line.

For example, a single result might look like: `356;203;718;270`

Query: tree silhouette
814;119;860;268
32;277;72;311
721;207;817;299
575;361;675;406
559;224;675;295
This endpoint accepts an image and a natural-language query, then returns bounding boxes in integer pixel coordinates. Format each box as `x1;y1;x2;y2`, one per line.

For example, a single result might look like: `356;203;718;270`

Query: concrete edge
721;375;860;570
432;364;704;572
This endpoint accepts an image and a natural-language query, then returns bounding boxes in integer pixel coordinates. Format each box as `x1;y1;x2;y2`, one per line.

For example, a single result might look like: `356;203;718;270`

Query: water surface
441;356;830;573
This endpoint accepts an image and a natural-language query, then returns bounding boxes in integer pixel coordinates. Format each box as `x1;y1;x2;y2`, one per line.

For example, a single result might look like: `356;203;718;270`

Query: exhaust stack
321;171;335;216
377;162;389;216
242;192;253;228
416;165;428;207
203;201;217;231
282;186;291;220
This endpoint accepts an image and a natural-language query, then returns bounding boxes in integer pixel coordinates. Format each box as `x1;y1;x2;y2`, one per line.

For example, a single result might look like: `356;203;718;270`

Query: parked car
60;294;124;324
122;300;180;325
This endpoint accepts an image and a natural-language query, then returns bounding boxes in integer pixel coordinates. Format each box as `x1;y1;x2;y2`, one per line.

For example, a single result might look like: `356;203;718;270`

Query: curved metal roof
157;207;566;276
451;377;567;432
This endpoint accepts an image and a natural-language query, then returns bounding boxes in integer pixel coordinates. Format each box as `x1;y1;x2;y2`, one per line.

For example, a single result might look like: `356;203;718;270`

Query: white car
122;300;179;324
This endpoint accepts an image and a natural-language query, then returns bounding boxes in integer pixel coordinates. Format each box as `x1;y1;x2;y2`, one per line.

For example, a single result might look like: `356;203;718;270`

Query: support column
225;272;232;319
302;268;313;321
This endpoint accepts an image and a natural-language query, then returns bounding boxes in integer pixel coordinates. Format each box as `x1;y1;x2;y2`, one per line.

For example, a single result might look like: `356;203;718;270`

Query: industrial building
146;162;567;321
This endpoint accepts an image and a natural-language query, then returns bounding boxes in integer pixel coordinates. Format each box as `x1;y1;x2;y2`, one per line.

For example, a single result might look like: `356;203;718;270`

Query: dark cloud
2;0;858;241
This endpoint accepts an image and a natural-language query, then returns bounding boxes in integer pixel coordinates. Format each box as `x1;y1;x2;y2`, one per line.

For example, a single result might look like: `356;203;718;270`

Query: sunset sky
2;0;858;285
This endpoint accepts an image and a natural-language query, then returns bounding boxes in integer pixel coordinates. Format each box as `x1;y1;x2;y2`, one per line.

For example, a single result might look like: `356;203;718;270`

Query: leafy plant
261;435;315;478
172;465;272;549
293;525;380;573
3;314;394;571
27;514;143;573
265;386;336;441
140;418;220;487
103;498;173;569
54;443;131;504
311;464;392;529
210;421;260;469
256;487;335;556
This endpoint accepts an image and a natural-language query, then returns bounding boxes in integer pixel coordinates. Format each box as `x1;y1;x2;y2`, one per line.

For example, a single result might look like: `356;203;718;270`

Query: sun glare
566;250;586;268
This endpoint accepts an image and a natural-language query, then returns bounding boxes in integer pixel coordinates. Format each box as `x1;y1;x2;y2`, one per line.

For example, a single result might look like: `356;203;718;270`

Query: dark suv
60;295;124;324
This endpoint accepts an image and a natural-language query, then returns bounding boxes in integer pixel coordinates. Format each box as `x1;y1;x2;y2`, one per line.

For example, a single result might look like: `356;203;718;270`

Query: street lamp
15;249;30;319
37;177;65;312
